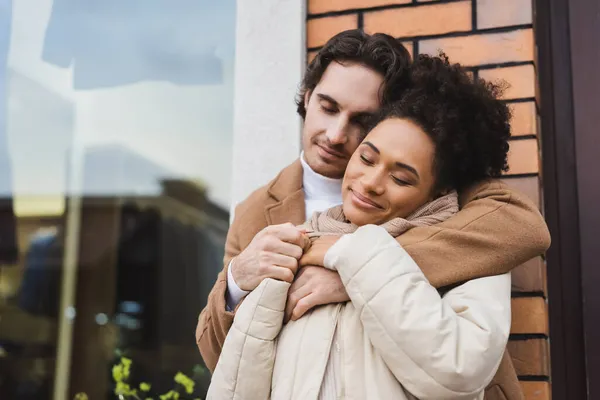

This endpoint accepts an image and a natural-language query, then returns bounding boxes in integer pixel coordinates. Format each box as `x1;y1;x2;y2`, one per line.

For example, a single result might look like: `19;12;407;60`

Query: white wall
230;0;306;212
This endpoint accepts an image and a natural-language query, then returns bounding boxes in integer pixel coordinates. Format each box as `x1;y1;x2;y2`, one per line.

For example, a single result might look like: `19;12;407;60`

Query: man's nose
325;118;349;145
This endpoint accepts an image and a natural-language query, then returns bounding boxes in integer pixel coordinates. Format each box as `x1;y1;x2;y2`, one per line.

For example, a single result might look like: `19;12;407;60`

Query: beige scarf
300;191;460;240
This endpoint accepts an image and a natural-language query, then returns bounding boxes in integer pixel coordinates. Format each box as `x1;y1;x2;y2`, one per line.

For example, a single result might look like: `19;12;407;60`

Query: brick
500;176;541;207
307;15;359;48
308;0;410;14
520;381;551;400
477;0;533;29
509;101;537;136
511;257;545;293
508;339;550;376
420;29;534;67
307;51;318;64
479;65;536;100
364;1;471;38
507;138;539;175
511;297;549;335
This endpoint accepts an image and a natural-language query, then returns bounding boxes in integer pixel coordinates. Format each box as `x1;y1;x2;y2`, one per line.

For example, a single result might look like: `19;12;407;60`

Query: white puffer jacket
207;225;511;400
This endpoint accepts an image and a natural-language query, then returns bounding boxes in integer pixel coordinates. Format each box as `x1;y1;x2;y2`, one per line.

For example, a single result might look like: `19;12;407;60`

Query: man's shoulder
234;182;274;218
458;178;514;206
233;158;304;220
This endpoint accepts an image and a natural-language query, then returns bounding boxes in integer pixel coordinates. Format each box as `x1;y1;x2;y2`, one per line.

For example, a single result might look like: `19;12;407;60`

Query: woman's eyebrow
395;161;419;179
362;141;380;154
362;141;420;179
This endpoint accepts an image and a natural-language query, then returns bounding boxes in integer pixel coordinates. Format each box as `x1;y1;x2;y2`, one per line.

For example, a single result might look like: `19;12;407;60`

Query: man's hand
231;223;310;291
284;265;350;322
298;235;341;268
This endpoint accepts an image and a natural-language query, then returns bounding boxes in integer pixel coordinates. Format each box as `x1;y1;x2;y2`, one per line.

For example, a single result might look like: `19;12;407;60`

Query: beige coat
208;225;512;399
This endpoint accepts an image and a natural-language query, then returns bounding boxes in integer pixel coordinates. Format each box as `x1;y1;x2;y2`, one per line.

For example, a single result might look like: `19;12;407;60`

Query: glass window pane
0;1;235;398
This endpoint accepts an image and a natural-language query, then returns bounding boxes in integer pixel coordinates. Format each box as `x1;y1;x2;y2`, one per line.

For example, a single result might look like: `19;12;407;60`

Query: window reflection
0;0;235;398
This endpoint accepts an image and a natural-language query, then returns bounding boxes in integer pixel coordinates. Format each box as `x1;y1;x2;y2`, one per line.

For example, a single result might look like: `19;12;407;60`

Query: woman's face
342;118;437;226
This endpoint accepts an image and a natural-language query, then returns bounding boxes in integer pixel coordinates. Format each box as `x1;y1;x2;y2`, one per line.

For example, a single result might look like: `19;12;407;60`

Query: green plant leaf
112;364;124;383
140;382;151;392
174;372;194;394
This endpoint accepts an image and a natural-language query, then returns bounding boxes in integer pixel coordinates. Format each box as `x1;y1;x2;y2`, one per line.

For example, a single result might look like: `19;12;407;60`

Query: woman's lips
350;189;383;210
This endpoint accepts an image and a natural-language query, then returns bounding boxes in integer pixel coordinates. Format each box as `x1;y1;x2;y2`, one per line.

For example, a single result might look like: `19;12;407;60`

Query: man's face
302;62;384;179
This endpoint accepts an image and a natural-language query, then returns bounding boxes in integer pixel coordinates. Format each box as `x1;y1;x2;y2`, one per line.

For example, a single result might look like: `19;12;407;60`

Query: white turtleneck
225;153;343;310
300;152;344;220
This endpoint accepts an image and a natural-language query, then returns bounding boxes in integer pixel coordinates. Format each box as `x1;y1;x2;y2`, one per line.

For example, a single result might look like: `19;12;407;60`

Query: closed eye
391;176;410;186
360;155;373;165
351;115;370;129
320;105;337;114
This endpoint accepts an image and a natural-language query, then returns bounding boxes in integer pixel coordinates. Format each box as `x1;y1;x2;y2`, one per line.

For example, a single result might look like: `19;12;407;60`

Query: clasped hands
230;223;349;323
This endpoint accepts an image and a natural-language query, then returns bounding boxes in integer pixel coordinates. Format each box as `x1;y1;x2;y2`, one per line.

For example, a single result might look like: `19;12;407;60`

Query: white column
230;0;306;212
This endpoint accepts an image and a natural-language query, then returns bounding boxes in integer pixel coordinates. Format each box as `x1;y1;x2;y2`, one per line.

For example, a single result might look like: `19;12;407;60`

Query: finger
268;224;307;249
264;239;303;260
267;253;298;274
291;293;320;321
284;280;312;322
267;266;295;284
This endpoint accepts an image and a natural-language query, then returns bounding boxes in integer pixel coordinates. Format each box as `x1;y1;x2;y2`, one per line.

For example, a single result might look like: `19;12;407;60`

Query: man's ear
304;90;312;109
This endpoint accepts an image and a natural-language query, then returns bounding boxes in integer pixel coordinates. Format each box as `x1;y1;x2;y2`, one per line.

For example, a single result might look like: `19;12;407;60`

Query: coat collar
265;159;306;226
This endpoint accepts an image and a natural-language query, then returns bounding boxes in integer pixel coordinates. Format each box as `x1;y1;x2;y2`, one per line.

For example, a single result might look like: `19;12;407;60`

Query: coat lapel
265;159;306;226
267;189;306;226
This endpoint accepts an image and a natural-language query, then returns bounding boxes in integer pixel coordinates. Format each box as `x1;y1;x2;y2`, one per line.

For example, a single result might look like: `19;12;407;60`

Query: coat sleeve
196;202;247;372
398;180;550;288
325;225;512;400
207;278;289;400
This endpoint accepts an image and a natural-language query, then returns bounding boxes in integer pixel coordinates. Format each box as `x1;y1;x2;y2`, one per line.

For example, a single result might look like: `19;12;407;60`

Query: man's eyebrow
316;93;338;105
362;141;420;178
352;111;376;120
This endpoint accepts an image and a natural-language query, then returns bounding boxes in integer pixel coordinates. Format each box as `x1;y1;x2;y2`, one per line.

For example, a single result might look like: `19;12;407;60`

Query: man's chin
317;163;345;179
305;153;345;178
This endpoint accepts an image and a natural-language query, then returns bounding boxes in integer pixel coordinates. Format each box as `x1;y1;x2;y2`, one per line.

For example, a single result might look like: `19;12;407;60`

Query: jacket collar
265;159;306;226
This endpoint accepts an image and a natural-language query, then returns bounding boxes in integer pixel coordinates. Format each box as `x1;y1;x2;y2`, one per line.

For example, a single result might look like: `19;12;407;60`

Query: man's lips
350;189;383;210
317;144;346;159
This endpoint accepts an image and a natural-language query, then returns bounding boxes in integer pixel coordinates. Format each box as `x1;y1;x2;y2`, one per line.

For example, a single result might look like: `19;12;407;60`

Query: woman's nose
361;169;385;195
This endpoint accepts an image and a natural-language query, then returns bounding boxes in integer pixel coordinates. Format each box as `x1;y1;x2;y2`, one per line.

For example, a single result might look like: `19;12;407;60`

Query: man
196;30;550;399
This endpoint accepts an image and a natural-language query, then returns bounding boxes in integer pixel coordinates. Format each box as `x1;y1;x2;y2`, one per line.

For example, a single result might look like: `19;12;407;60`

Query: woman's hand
299;235;341;268
284;265;350;322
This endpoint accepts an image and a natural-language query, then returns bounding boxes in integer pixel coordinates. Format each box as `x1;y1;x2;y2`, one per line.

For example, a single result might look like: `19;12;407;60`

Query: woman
208;53;513;400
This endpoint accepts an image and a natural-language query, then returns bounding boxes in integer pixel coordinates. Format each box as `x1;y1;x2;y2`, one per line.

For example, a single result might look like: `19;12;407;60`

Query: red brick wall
306;1;549;399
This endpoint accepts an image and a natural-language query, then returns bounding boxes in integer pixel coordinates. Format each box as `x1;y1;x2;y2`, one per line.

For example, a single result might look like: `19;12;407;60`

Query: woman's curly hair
366;52;511;193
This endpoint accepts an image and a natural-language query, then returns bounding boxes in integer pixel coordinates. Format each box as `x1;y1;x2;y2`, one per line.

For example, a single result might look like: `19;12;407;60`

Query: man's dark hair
296;29;412;119
366;52;511;193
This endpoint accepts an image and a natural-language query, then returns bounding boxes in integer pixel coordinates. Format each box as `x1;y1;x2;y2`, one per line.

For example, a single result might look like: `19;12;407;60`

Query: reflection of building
80;144;173;196
0;180;228;399
42;0;228;89
0;5;19;264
